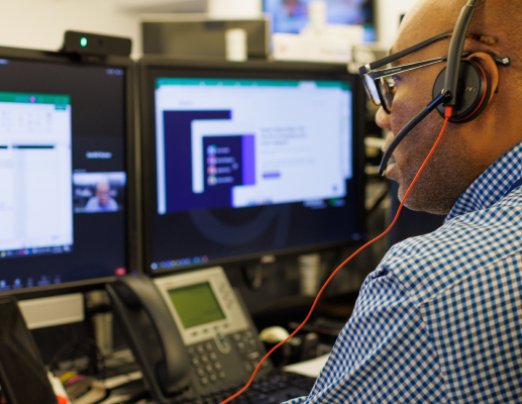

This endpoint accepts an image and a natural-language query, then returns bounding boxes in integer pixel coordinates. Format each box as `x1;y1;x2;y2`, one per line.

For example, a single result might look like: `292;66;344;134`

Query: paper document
284;354;330;378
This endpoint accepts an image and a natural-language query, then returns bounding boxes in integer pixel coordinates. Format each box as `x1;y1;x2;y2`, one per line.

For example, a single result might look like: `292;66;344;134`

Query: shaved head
377;0;522;214
402;0;522;83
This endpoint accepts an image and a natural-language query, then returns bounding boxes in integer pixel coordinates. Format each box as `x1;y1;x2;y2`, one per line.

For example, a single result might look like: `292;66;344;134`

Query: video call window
73;172;126;214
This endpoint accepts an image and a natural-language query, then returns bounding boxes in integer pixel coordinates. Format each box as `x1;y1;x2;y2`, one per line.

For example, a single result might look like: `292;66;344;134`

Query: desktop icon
208;175;218;186
207;145;217;156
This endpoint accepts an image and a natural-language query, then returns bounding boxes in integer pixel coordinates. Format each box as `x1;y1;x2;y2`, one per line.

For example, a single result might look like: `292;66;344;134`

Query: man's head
377;0;522;214
95;182;111;207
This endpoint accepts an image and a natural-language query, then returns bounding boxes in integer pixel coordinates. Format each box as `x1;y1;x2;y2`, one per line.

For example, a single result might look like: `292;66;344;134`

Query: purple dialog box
203;135;256;206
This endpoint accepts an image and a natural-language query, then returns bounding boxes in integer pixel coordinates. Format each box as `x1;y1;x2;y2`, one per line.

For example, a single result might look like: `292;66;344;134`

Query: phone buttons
201;377;209;385
210;374;218;382
197;345;205;354
205;342;213;351
196;367;205;377
214;361;222;370
219;371;226;379
205;364;213;373
215;332;231;353
210;352;218;361
192;357;200;366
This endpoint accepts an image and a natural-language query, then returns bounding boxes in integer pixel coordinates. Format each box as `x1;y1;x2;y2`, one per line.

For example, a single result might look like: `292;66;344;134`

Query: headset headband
443;0;480;106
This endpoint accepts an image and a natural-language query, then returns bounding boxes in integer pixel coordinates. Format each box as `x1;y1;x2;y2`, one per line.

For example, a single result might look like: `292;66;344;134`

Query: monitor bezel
0;45;138;300
139;56;367;277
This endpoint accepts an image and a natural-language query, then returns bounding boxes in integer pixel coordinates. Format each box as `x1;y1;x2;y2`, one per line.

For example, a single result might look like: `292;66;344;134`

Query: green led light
80;37;88;47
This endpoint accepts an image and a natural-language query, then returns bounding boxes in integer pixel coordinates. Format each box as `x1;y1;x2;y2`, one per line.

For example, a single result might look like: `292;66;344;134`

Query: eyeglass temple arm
379;92;452;176
371;57;448;80
368;33;451;71
372;53;509;80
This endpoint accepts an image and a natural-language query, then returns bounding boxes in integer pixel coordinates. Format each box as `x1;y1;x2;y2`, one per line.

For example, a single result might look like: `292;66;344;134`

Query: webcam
62;31;132;57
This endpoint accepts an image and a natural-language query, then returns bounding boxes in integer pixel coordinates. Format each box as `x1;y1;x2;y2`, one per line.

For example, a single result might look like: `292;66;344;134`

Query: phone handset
108;275;191;398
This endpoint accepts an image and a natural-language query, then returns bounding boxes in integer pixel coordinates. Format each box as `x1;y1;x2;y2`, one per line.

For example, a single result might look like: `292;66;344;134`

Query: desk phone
107;267;272;404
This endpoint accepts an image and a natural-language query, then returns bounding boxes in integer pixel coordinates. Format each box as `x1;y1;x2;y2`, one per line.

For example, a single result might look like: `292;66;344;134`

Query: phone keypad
232;330;270;374
190;331;269;392
190;340;226;387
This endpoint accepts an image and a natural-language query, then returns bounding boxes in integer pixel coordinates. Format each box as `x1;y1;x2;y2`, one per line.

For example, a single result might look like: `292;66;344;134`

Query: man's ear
468;52;500;103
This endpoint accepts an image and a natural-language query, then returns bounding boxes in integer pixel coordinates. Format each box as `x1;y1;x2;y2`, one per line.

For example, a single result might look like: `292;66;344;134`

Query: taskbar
0;245;73;260
151;254;210;271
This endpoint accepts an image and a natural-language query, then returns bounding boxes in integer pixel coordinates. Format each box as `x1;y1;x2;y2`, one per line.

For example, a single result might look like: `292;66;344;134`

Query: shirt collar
445;141;522;223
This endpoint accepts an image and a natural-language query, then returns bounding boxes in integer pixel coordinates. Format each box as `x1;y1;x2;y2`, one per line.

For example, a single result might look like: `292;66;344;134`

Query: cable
219;107;453;404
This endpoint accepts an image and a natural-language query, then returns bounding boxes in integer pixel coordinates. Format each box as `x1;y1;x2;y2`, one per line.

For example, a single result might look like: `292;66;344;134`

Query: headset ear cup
463;61;492;123
433;60;491;123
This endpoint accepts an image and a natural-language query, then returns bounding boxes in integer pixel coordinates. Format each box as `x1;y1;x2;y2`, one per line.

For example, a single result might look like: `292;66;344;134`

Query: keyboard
182;372;316;404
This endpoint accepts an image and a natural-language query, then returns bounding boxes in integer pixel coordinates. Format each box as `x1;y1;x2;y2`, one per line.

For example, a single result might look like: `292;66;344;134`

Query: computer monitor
0;46;135;297
139;58;365;274
263;0;375;40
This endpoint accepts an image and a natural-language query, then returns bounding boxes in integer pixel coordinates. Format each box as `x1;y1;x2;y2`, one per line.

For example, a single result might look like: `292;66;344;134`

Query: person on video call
85;181;119;213
284;0;522;402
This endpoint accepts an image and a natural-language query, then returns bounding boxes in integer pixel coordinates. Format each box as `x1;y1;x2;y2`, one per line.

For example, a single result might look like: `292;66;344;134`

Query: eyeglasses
359;32;510;114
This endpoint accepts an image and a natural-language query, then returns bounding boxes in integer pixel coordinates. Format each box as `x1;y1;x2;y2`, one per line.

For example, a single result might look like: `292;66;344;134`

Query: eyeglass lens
363;74;381;106
379;78;395;111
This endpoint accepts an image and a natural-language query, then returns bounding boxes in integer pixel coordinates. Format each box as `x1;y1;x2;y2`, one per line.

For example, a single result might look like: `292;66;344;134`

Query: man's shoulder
380;189;522;299
108;198;119;209
84;197;99;209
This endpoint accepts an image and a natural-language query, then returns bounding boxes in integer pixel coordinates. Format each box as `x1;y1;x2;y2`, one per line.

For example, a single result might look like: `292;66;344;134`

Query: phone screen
0;297;57;404
168;282;226;329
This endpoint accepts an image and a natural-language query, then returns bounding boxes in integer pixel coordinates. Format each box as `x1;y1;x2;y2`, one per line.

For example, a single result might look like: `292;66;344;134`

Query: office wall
0;0;142;56
0;0;419;56
376;0;418;45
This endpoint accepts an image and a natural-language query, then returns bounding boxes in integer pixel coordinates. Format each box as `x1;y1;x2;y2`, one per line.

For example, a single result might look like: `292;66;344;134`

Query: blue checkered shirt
285;141;522;403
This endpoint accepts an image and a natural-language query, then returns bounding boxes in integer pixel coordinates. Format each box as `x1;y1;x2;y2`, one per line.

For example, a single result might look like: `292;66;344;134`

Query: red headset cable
220;106;453;404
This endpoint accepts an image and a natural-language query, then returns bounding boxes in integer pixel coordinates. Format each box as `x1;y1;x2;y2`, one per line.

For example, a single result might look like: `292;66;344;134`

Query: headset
379;0;488;175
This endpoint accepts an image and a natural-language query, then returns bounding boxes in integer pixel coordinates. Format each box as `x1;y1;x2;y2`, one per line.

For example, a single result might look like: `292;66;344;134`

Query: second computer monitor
0;46;133;295
140;59;365;274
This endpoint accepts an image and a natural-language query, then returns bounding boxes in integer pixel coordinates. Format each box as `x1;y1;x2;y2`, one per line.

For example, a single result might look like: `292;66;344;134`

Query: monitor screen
264;0;375;38
142;62;365;274
0;52;129;292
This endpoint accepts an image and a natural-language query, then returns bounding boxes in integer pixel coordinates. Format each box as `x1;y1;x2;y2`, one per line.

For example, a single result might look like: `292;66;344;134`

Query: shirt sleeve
84;197;99;212
283;267;448;404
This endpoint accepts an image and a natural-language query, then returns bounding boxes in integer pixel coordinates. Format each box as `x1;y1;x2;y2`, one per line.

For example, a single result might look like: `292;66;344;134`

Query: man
285;0;522;402
85;181;119;213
